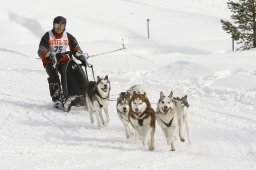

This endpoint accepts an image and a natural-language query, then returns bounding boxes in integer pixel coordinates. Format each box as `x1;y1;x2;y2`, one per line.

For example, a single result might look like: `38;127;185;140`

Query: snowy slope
0;0;256;170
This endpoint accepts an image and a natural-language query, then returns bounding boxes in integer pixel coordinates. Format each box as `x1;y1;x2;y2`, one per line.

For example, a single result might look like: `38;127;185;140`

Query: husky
116;84;147;139
116;91;134;139
156;91;178;151
128;91;156;151
127;85;148;96
85;75;111;128
174;95;191;144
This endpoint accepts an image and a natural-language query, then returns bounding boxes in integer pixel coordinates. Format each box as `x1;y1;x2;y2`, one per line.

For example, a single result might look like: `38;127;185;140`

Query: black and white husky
85;75;111;128
116;92;134;139
156;91;178;151
174;95;191;144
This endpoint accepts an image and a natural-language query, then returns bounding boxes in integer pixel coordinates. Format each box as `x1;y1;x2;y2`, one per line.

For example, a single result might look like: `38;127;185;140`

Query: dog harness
156;109;175;127
138;119;144;126
95;91;110;108
129;107;156;127
160;117;174;127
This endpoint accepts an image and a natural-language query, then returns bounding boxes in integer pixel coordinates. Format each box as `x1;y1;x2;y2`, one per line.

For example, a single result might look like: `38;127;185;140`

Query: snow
0;0;256;169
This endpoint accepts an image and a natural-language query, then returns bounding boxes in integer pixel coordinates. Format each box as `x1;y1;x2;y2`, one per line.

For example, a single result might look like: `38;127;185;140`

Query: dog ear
182;95;189;107
97;76;102;84
126;90;131;95
182;95;187;100
168;91;173;98
160;91;164;98
105;75;108;80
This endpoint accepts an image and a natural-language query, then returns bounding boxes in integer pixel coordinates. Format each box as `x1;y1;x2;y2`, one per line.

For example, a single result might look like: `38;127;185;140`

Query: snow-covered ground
0;0;256;169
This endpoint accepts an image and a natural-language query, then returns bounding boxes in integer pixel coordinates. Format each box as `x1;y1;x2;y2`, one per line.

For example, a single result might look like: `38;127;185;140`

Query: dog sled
55;51;95;111
53;43;125;112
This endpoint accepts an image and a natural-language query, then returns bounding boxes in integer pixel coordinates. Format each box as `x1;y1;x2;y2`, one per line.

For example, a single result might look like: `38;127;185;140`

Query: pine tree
221;0;256;50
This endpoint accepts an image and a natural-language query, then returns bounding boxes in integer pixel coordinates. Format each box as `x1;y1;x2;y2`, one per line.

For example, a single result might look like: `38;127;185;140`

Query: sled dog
174;95;191;143
156;91;178;151
128;91;156;151
116;91;134;139
116;84;147;139
85;75;111;128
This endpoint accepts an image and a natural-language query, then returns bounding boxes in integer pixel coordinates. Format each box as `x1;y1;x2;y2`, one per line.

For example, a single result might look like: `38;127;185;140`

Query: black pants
45;64;68;102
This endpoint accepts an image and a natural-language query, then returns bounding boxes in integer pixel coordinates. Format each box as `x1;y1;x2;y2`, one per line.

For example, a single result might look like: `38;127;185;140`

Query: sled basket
65;59;88;96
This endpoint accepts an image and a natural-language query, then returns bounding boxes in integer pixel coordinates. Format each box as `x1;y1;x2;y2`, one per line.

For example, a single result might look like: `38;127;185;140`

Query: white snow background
0;0;256;169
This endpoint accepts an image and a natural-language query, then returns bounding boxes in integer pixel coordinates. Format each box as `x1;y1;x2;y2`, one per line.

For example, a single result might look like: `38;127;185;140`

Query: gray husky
85;75;111;128
116;91;134;139
174;95;191;144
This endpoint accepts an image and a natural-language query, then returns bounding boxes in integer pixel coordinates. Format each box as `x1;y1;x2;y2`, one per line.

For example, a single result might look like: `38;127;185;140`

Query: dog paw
180;138;185;142
103;121;109;127
170;148;175;151
149;145;155;151
126;132;134;139
101;120;106;125
97;122;103;129
90;118;94;124
129;132;134;138
126;134;132;139
106;118;110;123
97;124;103;129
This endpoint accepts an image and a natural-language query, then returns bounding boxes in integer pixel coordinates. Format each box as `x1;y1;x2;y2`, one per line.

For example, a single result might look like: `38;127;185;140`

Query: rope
86;38;126;59
89;47;125;58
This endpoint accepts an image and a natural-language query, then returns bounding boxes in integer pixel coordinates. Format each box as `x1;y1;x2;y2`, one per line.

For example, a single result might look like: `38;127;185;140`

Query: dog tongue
163;108;170;113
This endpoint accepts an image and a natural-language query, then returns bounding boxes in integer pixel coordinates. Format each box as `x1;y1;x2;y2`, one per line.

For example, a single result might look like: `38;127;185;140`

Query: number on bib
54;46;63;52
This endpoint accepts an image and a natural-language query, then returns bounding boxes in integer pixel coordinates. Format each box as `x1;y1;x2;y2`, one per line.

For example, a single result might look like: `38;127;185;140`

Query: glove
55;53;64;61
45;52;65;63
75;51;86;62
45;52;56;62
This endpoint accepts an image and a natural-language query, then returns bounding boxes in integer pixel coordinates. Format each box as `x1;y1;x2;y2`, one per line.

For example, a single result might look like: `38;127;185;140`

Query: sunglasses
54;23;65;29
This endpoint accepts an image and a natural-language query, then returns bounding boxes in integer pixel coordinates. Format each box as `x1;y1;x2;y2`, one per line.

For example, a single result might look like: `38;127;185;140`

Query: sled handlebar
62;51;93;68
63;51;73;59
52;51;94;81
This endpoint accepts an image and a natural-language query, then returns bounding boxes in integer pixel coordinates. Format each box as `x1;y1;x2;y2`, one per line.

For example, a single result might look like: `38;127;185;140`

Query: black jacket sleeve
37;32;50;58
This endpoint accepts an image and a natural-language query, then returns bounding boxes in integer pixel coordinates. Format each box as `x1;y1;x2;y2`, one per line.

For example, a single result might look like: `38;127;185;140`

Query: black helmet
53;16;66;25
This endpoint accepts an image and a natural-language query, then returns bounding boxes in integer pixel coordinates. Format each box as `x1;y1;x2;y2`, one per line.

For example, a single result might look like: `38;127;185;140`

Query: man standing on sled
37;16;86;111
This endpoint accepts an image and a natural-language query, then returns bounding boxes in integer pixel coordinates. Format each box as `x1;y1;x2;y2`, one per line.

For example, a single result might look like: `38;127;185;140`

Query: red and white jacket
37;30;82;65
